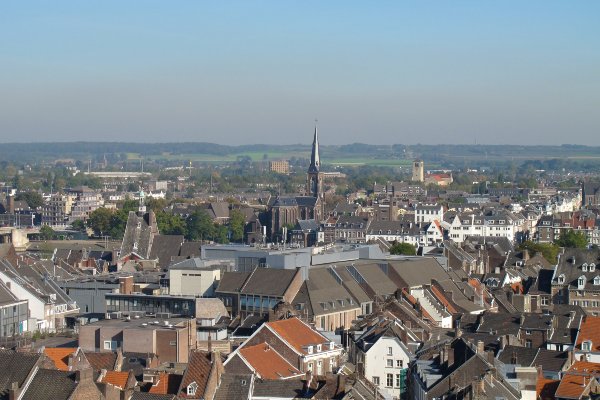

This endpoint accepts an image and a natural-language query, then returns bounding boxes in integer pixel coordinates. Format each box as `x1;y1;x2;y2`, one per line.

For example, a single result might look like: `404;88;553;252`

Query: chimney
511;351;517;365
8;382;19;400
207;333;212;352
476;340;485;354
446;343;454;369
7;195;14;214
76;368;94;383
523;249;530;263
119;276;133;295
303;371;313;396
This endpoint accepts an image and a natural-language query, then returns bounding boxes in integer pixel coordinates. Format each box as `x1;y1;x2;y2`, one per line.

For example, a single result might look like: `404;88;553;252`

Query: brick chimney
7;195;14;214
119;276;134;295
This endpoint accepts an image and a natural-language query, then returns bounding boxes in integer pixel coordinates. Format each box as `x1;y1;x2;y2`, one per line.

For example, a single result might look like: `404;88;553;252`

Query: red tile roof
101;371;131;389
149;372;183;395
267;318;328;355
537;377;559;400
178;350;213;399
239;343;302;379
576;315;600;352
44;347;77;371
430;285;458;314
555;361;600;399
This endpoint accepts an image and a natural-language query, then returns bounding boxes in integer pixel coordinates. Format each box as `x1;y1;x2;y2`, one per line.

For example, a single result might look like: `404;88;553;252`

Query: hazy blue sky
1;1;599;145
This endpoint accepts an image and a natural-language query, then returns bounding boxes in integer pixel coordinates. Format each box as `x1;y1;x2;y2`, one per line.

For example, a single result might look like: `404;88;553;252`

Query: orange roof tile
149;372;183;395
44;347;77;371
101;371;130;389
239;343;302;379
555;361;600;399
430;285;458;314
576;316;600;352
267;318;329;355
537;377;559;400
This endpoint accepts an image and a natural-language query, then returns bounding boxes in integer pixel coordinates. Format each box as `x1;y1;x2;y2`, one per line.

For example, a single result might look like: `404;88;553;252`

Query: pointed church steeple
308;123;320;174
307;122;323;200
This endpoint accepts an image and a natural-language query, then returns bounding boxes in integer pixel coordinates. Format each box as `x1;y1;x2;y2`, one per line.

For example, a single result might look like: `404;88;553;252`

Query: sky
1;1;599;146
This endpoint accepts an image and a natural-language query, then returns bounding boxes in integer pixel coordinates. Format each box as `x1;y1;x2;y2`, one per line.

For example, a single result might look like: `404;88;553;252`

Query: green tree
39;225;55;240
213;223;229;244
556;229;588;249
186;209;215;241
146;198;168;213
519;241;560;264
108;209;131;239
71;219;86;232
87;207;114;237
15;191;44;209
389;242;417;256
156;211;187;236
229;209;246;242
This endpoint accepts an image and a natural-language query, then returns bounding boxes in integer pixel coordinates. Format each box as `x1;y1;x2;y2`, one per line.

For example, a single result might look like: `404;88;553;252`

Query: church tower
307;124;324;199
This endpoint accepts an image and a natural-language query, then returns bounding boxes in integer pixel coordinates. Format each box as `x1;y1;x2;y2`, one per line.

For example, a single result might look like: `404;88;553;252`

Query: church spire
308;121;320;173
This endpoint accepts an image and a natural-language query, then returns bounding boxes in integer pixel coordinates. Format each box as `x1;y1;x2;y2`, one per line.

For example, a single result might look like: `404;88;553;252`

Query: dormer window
582;340;593;352
558;274;565;284
594;276;600;286
591;263;596;272
583;263;589;272
307;345;313;354
330;341;336;350
316;344;322;352
578;275;586;289
187;381;198;396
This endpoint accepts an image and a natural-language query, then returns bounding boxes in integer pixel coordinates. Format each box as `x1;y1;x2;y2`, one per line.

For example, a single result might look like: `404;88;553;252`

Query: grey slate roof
388;257;449;288
20;369;77;400
149;235;184;267
131;393;177;400
252;379;311;398
0;350;41;400
121;211;157;259
553;248;600;290
213;374;252;400
240;268;298;297
216;271;251;293
293;268;360;317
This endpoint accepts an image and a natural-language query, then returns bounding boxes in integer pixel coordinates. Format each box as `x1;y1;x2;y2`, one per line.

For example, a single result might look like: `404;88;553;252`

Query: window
307;346;313;354
316;344;321;352
558;274;565;284
372;376;380;385
386;359;393;367
396;359;403;368
187;382;198;396
525;339;532;349
396;373;401;388
387;347;393;356
386;374;393;388
525;330;531;335
541;297;549;306
103;340;118;350
582;341;592;352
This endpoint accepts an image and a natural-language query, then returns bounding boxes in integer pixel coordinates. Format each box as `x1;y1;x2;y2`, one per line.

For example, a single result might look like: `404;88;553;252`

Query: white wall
169;268;220;297
364;336;410;399
0;271;46;327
